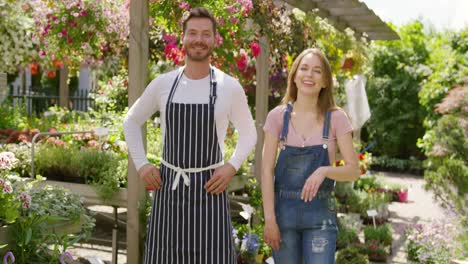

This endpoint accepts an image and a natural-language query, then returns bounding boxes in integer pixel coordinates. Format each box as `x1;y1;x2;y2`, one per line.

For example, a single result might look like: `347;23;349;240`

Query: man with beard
123;7;257;264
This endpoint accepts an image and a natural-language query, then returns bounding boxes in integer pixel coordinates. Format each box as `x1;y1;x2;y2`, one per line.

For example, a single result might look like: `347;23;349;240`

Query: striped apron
143;67;237;264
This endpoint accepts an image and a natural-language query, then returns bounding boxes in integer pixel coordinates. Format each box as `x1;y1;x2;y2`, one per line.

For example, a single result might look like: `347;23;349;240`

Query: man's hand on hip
138;164;162;190
204;163;236;194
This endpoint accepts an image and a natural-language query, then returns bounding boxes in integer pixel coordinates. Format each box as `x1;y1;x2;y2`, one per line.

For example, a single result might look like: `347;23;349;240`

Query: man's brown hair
182;7;217;34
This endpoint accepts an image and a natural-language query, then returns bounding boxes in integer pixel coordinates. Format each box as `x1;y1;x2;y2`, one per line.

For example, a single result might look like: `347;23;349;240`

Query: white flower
238;202;254;220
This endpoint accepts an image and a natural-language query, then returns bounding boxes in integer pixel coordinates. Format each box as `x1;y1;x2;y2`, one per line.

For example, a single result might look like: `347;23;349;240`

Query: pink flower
235;53;248;72
39;50;46;56
250;42;261;58
226;6;236;14
230;17;239;24
215;33;223;47
0;152;16;170
22;201;31;209
19;193;31;203
240;0;253;15
2;181;13;194
218;17;225;25
79;10;88;17
178;2;190;11
162;32;178;45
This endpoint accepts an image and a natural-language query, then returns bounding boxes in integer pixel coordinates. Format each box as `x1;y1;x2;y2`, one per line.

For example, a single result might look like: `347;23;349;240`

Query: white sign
367;209;378;217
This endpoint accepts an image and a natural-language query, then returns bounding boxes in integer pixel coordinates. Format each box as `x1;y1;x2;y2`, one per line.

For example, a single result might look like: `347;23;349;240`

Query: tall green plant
418;85;467;224
364;21;429;158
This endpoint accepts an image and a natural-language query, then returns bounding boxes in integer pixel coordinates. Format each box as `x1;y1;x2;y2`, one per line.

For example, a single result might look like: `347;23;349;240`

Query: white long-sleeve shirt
123;67;257;171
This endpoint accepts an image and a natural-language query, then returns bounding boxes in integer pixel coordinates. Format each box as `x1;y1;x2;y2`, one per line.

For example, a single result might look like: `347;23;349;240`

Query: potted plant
362;240;389;262
363;224;392;262
388;183;409;203
364;224;392;247
336;219;360;250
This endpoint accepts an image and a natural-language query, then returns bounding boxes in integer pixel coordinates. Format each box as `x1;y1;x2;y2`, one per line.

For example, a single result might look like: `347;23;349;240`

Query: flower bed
1;151;94;260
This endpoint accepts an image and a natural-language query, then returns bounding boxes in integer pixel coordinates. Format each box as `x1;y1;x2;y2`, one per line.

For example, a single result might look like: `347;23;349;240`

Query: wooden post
128;0;149;262
254;36;270;182
59;65;69;108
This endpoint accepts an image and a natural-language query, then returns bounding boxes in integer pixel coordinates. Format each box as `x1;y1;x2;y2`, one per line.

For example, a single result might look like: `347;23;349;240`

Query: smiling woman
261;48;360;264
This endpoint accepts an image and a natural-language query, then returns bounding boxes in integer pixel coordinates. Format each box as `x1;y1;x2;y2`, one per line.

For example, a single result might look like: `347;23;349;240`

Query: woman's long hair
281;48;337;116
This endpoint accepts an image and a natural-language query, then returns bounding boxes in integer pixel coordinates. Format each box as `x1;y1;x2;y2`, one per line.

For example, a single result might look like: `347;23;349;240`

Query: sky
361;0;468;31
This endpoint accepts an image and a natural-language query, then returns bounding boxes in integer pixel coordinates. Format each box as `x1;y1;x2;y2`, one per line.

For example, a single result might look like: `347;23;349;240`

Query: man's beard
185;44;213;62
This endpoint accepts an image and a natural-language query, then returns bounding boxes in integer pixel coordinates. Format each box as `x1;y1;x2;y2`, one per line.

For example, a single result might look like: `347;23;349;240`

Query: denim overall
273;103;337;264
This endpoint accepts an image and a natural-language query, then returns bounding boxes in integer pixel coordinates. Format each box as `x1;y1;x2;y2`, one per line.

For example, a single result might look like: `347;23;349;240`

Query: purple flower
241;233;260;253
178;2;190;11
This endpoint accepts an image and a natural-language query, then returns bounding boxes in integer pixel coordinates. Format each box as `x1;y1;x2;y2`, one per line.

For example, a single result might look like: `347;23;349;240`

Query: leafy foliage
363;21;429;159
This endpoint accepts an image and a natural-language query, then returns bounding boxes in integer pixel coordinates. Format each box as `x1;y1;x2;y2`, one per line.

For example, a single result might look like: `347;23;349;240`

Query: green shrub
337;219;360;249
364;224;392;246
363;22;429;159
370;155;424;174
35;145;126;200
336;246;369;264
419;98;467;224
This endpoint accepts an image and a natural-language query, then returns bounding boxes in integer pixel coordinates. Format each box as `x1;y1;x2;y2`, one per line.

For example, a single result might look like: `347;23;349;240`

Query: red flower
250;42;261;58
359;153;365;160
47;71;56;78
53;60;63;69
30;62;39;75
235;53;248;72
361;168;366;175
370;244;377;251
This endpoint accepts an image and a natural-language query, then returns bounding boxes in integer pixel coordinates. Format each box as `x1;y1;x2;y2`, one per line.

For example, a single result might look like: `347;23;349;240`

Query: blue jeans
272;190;338;264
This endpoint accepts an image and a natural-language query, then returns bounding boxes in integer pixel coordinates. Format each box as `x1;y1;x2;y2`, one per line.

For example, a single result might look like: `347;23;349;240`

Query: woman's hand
301;166;328;202
264;220;282;251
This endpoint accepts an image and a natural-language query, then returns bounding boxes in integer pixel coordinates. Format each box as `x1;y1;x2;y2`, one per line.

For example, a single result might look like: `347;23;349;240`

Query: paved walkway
377;171;447;264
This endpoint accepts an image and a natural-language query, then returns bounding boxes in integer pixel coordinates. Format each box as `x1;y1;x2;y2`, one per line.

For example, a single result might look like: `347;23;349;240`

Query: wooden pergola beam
127;0;148;262
254;36;270;183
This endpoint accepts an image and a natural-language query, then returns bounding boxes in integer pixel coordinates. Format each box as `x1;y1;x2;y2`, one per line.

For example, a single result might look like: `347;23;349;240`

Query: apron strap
209;67;217;105
279;102;293;148
322;111;331;140
166;67;185;113
166;66;217;108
